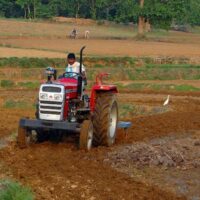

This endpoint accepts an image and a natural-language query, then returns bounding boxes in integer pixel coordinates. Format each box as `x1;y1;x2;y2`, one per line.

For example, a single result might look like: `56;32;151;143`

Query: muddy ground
0;89;200;199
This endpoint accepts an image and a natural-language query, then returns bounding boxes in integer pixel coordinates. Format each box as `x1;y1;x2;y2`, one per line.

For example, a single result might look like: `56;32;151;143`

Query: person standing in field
69;28;78;39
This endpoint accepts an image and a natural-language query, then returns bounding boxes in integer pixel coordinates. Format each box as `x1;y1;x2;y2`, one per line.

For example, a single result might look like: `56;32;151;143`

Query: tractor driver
66;53;87;85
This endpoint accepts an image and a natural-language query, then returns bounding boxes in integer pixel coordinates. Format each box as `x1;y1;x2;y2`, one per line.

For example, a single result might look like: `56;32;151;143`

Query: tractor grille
40;111;61;115
39;100;63;116
40;101;62;105
39;84;64;121
40;105;61;110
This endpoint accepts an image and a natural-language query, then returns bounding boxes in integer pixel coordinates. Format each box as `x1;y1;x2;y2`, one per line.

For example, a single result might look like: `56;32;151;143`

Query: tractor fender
90;85;118;113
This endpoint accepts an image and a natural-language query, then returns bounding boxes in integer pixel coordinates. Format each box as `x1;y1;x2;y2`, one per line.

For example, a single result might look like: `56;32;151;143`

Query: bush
0;80;15;88
0;179;34;200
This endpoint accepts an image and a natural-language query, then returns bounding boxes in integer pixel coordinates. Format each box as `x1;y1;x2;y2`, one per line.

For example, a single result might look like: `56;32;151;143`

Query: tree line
0;0;200;28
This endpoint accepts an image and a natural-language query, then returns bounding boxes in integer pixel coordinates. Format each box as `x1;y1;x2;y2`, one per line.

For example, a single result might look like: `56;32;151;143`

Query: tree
16;0;39;18
138;0;144;35
16;0;30;18
0;0;21;17
136;0;191;36
0;0;199;31
188;0;200;25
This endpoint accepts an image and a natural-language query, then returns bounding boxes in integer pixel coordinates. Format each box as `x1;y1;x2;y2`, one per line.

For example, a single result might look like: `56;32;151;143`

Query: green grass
0;57;65;68
0;80;15;88
120;83;200;92
0;57;137;69
18;81;40;89
174;84;200;91
119;103;169;118
0;179;34;200
0;56;197;69
119;103;135;118
0;80;40;89
147;29;169;37
3;99;34;109
145;64;200;69
1;57;200;83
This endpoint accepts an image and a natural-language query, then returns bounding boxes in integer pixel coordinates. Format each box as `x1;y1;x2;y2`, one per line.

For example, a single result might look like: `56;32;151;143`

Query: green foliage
0;179;34;200
0;80;14;88
36;4;54;18
135;0;191;29
188;0;200;25
0;0;198;29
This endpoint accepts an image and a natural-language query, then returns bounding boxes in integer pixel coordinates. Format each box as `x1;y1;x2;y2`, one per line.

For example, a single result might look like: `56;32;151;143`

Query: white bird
163;95;170;106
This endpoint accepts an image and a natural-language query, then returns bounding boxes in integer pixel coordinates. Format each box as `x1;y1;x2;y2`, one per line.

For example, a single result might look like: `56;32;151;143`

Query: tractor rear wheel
17;126;34;148
93;92;118;146
79;120;93;150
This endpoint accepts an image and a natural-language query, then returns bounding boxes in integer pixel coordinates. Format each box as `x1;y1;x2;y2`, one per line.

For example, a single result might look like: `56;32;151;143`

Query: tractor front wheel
17;126;35;148
93;93;118;146
79;120;93;150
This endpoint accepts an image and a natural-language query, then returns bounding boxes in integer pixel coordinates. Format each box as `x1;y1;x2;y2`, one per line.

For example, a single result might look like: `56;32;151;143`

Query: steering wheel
63;72;79;79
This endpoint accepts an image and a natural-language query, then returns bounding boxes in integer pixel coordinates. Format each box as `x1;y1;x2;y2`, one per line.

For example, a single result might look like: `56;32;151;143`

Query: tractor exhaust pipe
79;46;86;74
78;46;86;99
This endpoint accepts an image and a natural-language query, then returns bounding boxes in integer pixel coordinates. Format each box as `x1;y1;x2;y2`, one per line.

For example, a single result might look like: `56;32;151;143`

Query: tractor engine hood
55;77;78;89
55;77;78;98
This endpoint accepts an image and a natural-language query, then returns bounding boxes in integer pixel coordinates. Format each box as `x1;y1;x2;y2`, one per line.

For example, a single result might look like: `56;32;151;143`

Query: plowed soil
0;89;200;199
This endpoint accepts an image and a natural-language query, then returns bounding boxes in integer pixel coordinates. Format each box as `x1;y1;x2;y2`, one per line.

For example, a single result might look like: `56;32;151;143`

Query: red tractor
17;47;118;150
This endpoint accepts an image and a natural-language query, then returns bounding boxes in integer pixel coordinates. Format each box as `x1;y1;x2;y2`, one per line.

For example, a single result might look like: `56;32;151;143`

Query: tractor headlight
54;94;63;101
40;93;48;100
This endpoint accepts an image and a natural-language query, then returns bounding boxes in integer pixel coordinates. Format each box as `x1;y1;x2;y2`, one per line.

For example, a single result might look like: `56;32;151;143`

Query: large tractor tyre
17;126;33;148
93;93;118;146
79;120;93;150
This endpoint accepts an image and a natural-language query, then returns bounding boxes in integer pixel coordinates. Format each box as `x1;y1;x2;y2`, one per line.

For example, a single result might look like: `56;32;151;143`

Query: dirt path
0;47;66;58
1;37;200;57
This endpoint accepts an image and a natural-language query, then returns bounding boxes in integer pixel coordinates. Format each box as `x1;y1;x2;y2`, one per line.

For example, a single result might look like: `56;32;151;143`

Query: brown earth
52;17;96;25
0;143;186;200
0;47;66;58
0;89;200;199
1;18;200;58
1;37;200;58
0;19;200;199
